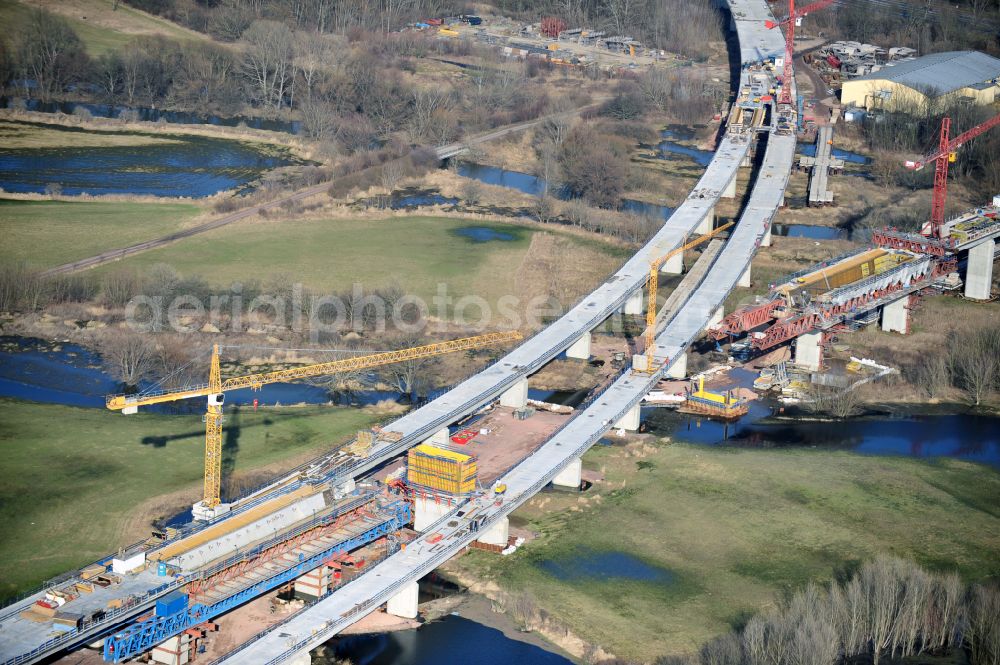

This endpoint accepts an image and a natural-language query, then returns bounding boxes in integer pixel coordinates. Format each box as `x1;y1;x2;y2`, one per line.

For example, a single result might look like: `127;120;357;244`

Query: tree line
652;557;998;665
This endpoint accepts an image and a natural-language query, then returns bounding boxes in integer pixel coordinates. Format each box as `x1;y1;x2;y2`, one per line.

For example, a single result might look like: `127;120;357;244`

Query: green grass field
448;442;1000;662
0;199;202;269
0;398;379;601
95;216;616;305
0;0;205;56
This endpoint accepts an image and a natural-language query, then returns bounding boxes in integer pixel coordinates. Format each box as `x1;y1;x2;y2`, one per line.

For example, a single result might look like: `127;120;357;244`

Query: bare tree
950;327;1000;406
102;333;156;387
242;20;294;111
967;584;1000;665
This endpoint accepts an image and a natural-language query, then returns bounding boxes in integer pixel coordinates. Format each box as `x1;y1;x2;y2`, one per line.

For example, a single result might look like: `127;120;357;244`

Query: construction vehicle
637;222;734;373
106;332;521;520
903;112;1000;238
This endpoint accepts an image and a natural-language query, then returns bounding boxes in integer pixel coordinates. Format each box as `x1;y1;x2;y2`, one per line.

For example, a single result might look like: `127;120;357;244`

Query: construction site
0;0;998;664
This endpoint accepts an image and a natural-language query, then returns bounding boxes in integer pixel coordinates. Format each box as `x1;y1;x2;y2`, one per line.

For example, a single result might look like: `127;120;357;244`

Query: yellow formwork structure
407;444;477;495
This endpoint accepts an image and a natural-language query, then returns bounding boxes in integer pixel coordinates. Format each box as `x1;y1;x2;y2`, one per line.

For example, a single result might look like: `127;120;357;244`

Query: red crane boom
903;111;1000;237
764;0;834;107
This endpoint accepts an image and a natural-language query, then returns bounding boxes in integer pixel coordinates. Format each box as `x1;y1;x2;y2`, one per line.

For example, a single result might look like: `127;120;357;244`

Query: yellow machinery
639;222;734;372
106;332;521;514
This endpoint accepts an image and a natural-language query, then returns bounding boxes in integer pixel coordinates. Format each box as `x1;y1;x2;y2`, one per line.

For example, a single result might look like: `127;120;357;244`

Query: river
0;120;303;197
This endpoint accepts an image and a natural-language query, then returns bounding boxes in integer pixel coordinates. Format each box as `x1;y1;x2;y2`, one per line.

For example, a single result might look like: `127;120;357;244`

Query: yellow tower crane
638;222;734;373
106;331;521;517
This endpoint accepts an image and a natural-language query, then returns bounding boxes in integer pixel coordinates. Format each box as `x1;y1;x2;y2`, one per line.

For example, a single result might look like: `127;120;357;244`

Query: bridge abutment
552;457;582;489
965;239;995;300
795;331;822;371
566;332;592;360
499;377;529;409
614;403;641;431
881;297;909;334
387;581;419;619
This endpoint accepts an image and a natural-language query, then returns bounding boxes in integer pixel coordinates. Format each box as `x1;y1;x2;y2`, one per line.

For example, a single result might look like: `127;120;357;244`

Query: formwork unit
406;444;477;495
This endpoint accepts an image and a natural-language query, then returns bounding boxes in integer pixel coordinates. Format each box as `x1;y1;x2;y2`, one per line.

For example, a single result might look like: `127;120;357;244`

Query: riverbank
442;436;1000;662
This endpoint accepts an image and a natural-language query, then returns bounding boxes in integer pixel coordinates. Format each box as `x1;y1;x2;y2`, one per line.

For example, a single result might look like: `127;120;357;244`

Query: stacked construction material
407;444;477;495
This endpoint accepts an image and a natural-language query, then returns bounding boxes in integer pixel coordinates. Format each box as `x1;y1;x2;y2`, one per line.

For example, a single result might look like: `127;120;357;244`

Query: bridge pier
695;208;714;235
738;264;751;288
761;224;772;247
552;457;582;489
708;305;724;328
881;297;909;334
666;352;687;379
294;563;334;601
286;652;312;665
795;331;822;371
426;427;449;446
660;251;684;275
965;239;995;300
499;377;528;409
478;517;509;546
566;332;591;360
622;291;644;315
614;403;641;431
722;176;737;199
387;581;419;619
413;494;455;532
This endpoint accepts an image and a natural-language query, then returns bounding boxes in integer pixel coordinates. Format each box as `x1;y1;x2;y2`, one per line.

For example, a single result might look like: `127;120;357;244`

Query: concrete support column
614;403;641;431
695;207;714;235
660;251;683;275
413;494;454;532
427;427;449;445
566;332;592;360
499;377;528;409
722;176;737;199
708;305;724;328
738;264;751;288
667;352;687;379
795;331;822;371
552;457;582;489
286;653;312;665
965;239;995;300
741;153;752;168
761;224;772;247
478;517;509;547
881;297;909;334
622;290;643;315
387;581;419;619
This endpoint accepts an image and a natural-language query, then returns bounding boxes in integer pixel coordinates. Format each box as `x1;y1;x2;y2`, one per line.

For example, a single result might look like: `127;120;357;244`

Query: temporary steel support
708;298;785;339
103;502;411;663
871;229;954;257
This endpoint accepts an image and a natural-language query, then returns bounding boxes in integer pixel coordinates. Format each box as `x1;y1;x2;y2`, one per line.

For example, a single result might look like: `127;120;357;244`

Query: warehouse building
841;50;1000;111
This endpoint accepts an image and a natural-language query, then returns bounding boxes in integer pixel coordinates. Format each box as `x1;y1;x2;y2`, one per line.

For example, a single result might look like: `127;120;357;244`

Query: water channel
0;121;301;197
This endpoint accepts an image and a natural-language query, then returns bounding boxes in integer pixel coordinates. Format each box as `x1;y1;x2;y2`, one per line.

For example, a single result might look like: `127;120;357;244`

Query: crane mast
765;0;834;108
903;112;1000;237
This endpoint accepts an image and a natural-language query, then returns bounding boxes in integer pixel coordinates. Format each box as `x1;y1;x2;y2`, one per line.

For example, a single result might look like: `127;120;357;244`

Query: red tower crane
765;0;834;107
903;111;1000;238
